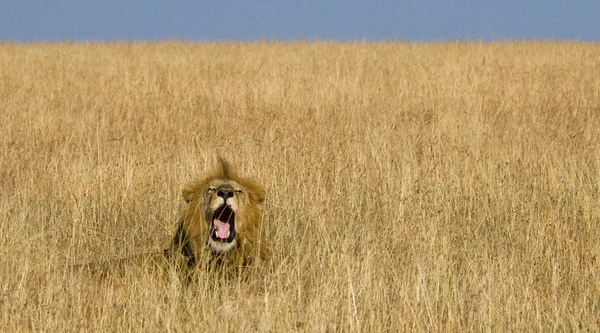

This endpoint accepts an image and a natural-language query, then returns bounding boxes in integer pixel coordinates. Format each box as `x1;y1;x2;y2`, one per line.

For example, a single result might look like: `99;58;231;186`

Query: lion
165;157;267;270
71;158;266;281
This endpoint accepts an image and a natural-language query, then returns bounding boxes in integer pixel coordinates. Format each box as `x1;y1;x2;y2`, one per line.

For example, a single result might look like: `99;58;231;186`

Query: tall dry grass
1;41;600;331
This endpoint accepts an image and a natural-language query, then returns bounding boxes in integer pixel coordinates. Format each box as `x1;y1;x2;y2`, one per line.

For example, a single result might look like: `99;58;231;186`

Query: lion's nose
217;188;234;199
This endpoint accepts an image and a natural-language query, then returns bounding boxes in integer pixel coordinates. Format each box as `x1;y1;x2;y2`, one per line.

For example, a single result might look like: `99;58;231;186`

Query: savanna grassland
1;41;600;332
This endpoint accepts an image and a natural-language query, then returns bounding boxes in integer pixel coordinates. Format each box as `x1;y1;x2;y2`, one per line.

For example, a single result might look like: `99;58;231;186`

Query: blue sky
1;1;598;42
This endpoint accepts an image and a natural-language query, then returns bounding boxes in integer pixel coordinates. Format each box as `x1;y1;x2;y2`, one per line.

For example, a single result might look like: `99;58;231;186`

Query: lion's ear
254;189;266;208
182;187;196;203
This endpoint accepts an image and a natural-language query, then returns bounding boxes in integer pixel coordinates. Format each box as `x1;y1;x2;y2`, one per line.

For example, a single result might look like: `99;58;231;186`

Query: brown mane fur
166;158;267;269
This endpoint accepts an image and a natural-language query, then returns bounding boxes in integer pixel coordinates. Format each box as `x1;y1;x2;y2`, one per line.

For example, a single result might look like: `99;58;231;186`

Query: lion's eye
207;188;216;193
235;189;243;194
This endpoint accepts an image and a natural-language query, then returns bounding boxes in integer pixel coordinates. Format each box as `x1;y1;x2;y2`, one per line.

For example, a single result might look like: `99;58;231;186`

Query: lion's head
169;158;266;267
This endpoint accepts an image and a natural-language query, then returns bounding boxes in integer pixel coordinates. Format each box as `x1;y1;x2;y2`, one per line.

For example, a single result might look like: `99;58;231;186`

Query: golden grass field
1;41;599;331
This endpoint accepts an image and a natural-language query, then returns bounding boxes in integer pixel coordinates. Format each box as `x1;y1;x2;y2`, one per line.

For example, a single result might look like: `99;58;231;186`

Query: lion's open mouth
211;204;236;243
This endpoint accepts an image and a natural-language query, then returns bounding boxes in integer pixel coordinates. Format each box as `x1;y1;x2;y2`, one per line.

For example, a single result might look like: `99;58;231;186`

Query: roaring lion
165;158;267;269
72;158;265;279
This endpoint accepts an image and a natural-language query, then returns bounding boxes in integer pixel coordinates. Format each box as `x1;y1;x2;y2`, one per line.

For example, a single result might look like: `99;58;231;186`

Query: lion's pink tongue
214;219;231;238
